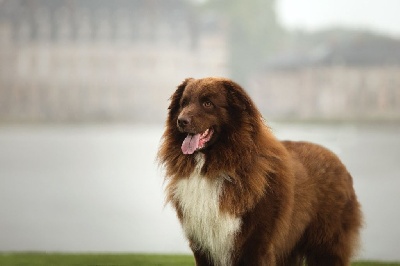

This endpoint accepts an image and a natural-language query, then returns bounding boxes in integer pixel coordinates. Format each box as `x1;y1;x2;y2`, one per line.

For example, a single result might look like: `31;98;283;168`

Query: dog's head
167;77;260;155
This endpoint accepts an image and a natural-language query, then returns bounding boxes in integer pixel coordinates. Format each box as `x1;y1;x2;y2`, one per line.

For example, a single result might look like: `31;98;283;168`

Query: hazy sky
277;0;400;37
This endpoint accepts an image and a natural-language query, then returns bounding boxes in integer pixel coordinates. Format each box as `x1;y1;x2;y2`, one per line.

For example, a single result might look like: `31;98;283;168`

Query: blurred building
0;0;227;123
252;31;400;120
0;1;399;122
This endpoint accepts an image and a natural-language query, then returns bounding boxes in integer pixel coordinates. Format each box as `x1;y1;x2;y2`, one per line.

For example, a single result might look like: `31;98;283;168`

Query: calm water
0;123;399;260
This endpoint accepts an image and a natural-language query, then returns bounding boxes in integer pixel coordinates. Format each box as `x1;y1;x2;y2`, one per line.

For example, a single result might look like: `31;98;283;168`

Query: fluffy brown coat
158;77;362;266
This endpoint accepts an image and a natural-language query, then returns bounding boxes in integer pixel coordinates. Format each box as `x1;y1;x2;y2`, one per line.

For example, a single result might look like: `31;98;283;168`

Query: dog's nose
177;116;190;128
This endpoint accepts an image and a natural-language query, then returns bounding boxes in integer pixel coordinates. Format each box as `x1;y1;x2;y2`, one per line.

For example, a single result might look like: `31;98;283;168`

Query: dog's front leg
189;241;212;266
192;250;212;266
237;244;277;266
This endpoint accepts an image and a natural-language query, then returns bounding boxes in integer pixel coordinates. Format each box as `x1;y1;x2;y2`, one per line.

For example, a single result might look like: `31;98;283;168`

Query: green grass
0;253;398;266
353;263;400;266
0;253;194;266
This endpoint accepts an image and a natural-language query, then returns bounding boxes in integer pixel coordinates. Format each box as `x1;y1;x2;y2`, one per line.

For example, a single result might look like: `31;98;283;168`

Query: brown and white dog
158;77;362;266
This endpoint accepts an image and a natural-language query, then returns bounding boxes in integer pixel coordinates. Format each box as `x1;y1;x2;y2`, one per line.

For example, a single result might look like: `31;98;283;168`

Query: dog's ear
223;80;256;114
168;78;193;120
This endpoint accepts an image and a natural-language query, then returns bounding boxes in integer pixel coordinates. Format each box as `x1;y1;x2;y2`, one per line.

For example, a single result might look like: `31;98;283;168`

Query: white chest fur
172;155;241;266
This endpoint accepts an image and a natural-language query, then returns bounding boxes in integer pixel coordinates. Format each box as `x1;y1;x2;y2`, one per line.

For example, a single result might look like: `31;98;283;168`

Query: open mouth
181;128;214;155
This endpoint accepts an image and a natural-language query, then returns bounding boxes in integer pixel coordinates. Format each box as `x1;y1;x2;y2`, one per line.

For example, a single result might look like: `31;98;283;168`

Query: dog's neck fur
172;154;241;266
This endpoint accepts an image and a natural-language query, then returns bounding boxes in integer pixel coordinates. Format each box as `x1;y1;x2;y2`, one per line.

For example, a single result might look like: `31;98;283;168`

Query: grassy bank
0;253;399;266
0;253;195;266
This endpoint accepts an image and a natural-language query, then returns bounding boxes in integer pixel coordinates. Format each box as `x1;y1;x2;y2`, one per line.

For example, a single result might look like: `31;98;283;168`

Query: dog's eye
181;99;188;107
203;101;213;108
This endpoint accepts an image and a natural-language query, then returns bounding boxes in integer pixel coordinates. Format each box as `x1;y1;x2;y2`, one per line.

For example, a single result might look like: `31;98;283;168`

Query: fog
0;0;400;262
278;0;400;36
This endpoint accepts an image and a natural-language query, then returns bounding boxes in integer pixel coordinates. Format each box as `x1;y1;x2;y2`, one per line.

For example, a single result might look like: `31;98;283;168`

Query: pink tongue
181;134;201;155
